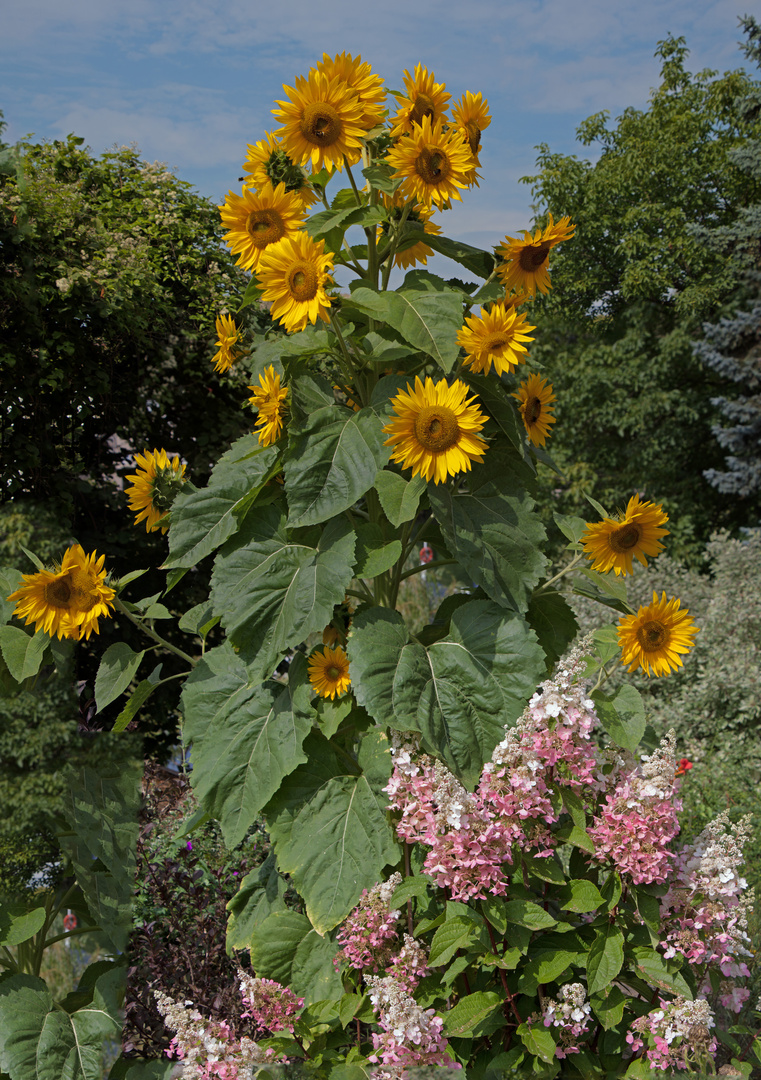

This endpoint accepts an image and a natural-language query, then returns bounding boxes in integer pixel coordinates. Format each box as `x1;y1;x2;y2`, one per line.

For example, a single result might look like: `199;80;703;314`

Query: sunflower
457;302;535;377
308;644;351;699
242;132;318;208
618;592;699;677
315;52;386;130
383;376;488;485
581;495;670;576
248;365;289;446
255;232;334;334
273;70;366;173
451;91;491;157
219;181;306;272
386;116;473;210
212;314;244;374
322;596;353;646
7;544;115;641
512;374;556;446
389;64;450;138
126;449;187;533
496;214;576;297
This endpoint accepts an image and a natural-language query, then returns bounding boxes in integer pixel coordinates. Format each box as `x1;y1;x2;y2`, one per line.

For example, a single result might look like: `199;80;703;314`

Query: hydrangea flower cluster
237;970;305;1036
365;975;460;1074
588;731;682;884
540;982;592;1059
385;637;603;900
334;872;403;971
387;933;430;992
154;989;270;1079
626;996;717;1072
660;811;754;1011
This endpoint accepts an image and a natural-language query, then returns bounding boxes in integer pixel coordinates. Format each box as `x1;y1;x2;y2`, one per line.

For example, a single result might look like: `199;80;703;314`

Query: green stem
115;598;196;666
328;312;360;397
344;162;364;207
380;203;413;292
43;924;101;949
533;552;584;595
398;558;456;583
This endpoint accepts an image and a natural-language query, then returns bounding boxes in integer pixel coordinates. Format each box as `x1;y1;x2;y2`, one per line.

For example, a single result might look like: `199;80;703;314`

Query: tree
522;30;761;559
694;15;761;503
0;120;268;517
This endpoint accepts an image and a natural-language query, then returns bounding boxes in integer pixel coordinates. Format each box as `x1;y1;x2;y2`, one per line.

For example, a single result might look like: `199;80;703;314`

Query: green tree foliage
694;16;761;502
523;31;761;559
0;117;267;513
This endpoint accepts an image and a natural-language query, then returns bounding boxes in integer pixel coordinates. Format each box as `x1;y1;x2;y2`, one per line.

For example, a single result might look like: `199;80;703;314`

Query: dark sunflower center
287;261;319;302
636;620;667;652
482;331;510;355
44;576;73;609
415;147;450;185
409;92;437;126
518;242;551;272
327;665;340;681
246;209;286;249
414;405;460;452
464;119;481;155
609;522;641;552
300;102;342;146
526;396;542;424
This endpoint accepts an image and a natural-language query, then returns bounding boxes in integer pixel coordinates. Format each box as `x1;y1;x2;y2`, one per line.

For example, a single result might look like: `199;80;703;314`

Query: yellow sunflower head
7;544;116;641
219;181;306;272
315;52;386;131
242;131;318;208
496;213;576;298
383;375;488;485
389;64;450;138
457;302;536;378
386;115;473;210
308;644;351;699
581;495;670;576
247;365;289;446
126;449;187;533
212;314;244;374
512;374;556;447
255;232;335;334
618;592;699;677
272;70;366;174
451;91;491;157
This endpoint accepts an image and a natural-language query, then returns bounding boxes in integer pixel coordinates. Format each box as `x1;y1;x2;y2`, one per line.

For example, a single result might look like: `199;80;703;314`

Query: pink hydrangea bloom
237;971;304;1036
334;872;402;971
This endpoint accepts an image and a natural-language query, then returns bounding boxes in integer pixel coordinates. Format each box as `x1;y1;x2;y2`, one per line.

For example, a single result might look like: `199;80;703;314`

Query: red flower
675;758;693;777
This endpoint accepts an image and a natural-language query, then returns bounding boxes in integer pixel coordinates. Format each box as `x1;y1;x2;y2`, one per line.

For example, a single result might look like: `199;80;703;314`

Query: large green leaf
182;646;314;849
0;968;121;1080
94;643;145;713
593;684;646;754
265;730;398;934
0;626;48;683
210;509;356;677
346;287;463;372
428;453;547;615
586;924;624;995
422;232;495;279
164;436;279;569
284;405;389;527
249;910;343;1002
0;905;46;948
348;601;546;787
226;852;288;952
57;760;141;953
526;590;579;670
374;470;426;528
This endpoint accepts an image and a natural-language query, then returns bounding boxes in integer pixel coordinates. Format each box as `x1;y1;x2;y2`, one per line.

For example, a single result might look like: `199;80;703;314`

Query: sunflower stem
344;162;364;208
533;552;584;594
328;312;360;396
114;598;196;666
397;559;456;583
380;202;413;292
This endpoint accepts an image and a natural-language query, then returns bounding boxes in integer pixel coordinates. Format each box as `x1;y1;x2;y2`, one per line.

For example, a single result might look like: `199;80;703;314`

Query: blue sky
1;0;756;252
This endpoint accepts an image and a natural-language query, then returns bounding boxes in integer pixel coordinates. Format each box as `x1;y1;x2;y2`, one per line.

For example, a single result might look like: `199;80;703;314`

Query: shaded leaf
594;684;646;753
249;911;343;1002
374;470;426;528
0;626;48;683
94;643;145;713
586;924;624;995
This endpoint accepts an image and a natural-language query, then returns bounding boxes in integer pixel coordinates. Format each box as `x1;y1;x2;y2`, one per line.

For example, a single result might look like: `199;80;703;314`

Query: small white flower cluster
154;989;268;1078
634;730;678;802
655;996;715;1045
375;871;403;911
682;810;752;900
431;760;473;830
541;983;592;1058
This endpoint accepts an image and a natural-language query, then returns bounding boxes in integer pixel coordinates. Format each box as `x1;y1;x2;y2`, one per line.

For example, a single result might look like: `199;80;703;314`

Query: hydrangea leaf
347;287;463;372
586;924;624;995
284;405;389;527
164;436;279;569
226;853;288;952
210;508;356;677
182;645;314;849
265;730;398;934
442;991;504;1037
348;601;546;787
428;453;547;615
